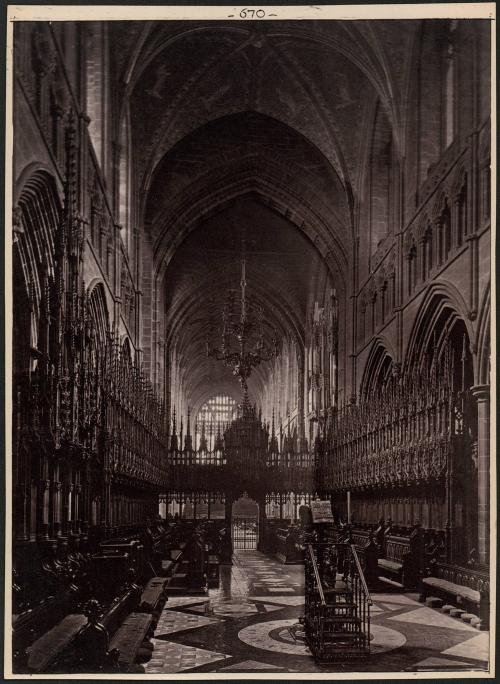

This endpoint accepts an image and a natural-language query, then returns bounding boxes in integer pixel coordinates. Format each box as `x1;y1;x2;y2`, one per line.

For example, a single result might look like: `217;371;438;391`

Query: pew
67;582;154;672
13;589;80;672
350;523;423;591
377;532;422;590
109;612;154;671
20;582;139;673
26;614;87;673
139;577;168;624
275;525;304;564
12;542;91;673
351;528;372;550
13;521;183;673
420;561;489;629
165;524;209;595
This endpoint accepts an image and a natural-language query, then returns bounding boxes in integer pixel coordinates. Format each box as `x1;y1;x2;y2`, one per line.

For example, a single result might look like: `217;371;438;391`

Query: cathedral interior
10;16;492;676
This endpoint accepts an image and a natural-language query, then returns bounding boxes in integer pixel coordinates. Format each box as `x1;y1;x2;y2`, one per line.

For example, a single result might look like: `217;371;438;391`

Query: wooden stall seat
139;577;167;622
109;613;154;672
421;562;489;629
12;587;79;671
26;613;87;673
160;560;174;575
377;534;420;590
275;526;304;564
101;586;141;636
351;529;372;550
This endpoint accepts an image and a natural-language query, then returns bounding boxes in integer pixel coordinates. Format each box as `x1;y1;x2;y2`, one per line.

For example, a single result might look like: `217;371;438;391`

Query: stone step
425;596;443;608
460;613;476;623
323;616;362;624
323;631;361;640
441;604;455;614
377;575;404;590
449;608;466;618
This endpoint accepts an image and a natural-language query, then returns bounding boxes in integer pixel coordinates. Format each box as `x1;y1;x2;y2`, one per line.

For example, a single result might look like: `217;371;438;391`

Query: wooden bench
12;588;79;672
206;554;220;588
275;527;304;564
91;552;136;595
101;586;141;636
351;529;372;550
378;534;420;589
160;559;174;575
139;577;167;623
21;584;139;673
109;612;154;672
421;562;489;629
26;613;87;673
65;586;154;672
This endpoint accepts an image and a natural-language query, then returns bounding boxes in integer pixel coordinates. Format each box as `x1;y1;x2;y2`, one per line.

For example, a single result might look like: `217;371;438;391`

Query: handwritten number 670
239;8;266;18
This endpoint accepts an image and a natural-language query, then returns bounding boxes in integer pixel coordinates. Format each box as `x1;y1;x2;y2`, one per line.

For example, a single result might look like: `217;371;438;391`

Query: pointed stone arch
359;337;395;400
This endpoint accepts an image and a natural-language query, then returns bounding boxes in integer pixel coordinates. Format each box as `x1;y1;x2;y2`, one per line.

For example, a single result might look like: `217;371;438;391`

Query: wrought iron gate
232;515;258;549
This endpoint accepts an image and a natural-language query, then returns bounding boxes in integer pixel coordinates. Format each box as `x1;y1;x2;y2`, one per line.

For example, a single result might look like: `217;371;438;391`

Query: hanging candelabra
206;239;279;392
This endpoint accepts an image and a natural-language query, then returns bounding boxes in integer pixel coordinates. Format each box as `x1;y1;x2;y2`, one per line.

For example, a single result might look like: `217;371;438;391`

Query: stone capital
471;384;490;403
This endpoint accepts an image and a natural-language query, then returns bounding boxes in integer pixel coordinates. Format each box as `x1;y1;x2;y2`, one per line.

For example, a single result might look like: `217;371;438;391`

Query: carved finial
83;598;103;625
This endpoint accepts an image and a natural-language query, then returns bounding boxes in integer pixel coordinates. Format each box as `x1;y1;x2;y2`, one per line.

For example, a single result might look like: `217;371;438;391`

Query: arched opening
407;294;477;562
232;495;259;550
118;106;132;254
417;21;457;184
88;282;110;345
12;170;61;545
368;101;395;261
360;343;394;400
84;22;110;174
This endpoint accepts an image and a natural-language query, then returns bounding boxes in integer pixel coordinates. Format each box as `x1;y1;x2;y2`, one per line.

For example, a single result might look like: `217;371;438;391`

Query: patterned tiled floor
154;610;220;636
140;550;490;675
144;640;230;673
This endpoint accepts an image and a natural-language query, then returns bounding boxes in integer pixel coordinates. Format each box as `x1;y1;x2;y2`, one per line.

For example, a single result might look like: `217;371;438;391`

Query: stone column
418;236;427;282
466;230;479;320
471;385;490;564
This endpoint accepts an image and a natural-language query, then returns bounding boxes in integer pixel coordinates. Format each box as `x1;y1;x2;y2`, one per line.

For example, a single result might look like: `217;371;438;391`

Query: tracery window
84;22;109;173
118;108;132;255
444;39;455;148
195;395;237;451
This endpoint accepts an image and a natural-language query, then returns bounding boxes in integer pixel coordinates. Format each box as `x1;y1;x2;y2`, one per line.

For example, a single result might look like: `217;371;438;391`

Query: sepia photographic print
5;4;495;679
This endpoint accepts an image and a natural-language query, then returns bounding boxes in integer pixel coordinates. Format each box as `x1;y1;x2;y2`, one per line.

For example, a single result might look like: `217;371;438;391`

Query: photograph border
4;4;496;679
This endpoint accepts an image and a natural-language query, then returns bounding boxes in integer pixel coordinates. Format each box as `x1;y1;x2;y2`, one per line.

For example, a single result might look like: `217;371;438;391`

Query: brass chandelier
206;242;279;391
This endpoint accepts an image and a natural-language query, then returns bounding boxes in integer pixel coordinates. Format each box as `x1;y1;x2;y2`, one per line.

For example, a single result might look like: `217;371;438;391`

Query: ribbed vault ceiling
111;20;421;406
164;196;328;406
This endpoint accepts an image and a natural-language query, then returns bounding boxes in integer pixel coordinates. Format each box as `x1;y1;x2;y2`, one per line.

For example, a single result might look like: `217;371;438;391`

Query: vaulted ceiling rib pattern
109;20;418;404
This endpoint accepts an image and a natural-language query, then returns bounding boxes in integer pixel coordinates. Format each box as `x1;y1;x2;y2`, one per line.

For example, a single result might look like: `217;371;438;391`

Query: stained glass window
195;395;237;452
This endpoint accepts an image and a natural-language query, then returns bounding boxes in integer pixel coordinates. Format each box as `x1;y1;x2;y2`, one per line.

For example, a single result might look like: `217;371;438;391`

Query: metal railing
304;542;371;663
